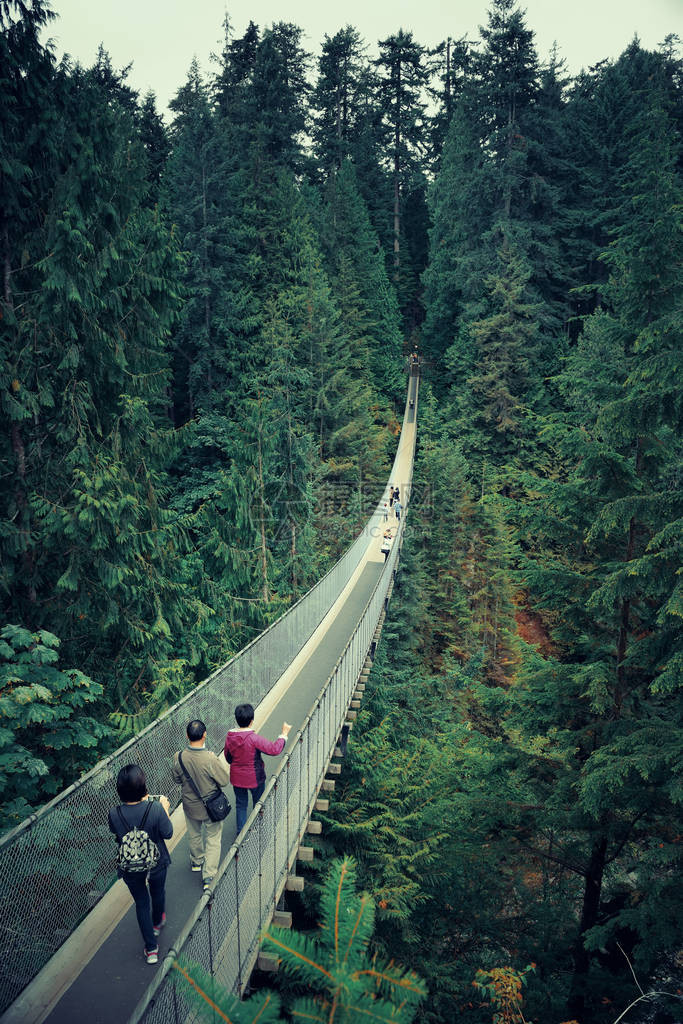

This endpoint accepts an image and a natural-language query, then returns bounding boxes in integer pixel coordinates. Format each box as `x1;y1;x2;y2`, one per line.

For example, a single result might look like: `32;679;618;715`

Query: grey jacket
172;746;230;822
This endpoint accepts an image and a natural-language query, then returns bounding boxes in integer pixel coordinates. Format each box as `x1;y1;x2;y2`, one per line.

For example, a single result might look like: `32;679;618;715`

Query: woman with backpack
108;764;173;965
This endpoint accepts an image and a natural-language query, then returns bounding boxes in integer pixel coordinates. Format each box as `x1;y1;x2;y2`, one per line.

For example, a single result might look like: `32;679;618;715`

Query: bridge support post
257;953;279;972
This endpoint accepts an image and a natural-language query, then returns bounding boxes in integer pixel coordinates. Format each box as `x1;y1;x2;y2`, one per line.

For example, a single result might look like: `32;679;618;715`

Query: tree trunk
341;52;348;146
202;163;212;400
256;424;270;603
567;834;608;1022
2;217;11;307
615;439;642;717
290;522;297;592
3;216;36;605
393;60;401;278
287;405;297;592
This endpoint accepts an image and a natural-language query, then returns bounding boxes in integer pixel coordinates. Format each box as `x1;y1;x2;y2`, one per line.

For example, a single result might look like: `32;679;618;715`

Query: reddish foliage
514;599;555;658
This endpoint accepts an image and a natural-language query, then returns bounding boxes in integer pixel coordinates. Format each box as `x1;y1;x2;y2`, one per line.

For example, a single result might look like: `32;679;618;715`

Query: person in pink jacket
224;703;291;831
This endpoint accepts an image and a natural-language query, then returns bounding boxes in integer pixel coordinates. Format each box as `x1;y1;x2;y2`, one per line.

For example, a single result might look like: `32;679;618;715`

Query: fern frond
171;958;281;1023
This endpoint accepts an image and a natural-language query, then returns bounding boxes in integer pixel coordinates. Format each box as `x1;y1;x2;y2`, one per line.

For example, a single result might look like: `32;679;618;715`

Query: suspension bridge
0;368;419;1024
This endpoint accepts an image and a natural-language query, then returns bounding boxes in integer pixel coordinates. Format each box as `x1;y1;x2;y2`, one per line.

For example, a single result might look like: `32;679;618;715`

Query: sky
43;0;682;117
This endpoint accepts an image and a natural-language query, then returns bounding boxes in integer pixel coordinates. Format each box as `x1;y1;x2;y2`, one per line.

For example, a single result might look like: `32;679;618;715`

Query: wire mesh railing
0;373;417;1017
128;480;410;1024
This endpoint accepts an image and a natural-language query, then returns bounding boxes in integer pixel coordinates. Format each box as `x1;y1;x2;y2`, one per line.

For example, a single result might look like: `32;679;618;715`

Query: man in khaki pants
172;720;230;891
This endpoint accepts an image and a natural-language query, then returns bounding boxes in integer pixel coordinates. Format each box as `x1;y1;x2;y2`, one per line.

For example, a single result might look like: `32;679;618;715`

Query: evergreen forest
1;0;682;1021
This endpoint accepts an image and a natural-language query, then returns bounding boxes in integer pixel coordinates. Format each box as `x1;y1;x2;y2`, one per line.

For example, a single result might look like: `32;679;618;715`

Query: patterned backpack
116;803;160;873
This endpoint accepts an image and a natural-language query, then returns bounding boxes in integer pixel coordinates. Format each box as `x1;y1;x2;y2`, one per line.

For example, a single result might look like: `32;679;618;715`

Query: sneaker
153;913;166;937
190;862;202;872
203;878;213;892
144;947;159;965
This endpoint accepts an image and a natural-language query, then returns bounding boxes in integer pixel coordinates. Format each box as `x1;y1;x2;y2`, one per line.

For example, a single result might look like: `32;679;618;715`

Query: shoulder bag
178;751;231;822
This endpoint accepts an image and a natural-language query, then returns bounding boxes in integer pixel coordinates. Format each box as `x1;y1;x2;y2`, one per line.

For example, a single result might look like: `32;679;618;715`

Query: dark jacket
108;799;173;876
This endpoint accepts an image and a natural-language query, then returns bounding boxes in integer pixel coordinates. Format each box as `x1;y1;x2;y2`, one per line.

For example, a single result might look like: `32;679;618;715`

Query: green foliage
0;625;111;832
315;160;404;405
171;958;282;1023
262;857;426;1023
415;429;518;679
1;22;209;715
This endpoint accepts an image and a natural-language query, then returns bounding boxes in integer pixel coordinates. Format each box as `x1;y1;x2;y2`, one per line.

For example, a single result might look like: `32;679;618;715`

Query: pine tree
561;40;683;329
374;30;430;283
262;857;426;1023
249;22;310;172
248;169;389;517
310;26;370;178
428;35;471;170
316;523;522;1018
139;90;170;205
315;159;404;403
465;235;541;479
423;1;570;479
212;15;260;123
422;103;489;374
258;311;317;594
165;59;226;423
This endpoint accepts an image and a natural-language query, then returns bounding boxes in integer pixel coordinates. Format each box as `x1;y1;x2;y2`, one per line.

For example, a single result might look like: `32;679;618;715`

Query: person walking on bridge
224;704;291;832
108;764;173;965
394;499;402;521
172;720;230;891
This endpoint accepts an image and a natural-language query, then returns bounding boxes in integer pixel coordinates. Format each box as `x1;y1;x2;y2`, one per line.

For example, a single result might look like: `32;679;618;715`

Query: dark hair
187;719;206;742
235;703;254;728
116;764;148;803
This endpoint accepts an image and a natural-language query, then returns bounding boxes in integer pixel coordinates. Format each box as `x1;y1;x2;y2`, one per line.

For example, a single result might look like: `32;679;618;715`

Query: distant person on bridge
224;704;292;832
394;499;402;521
381;532;393;562
108;764;173;965
393;486;400;503
172;720;230;892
